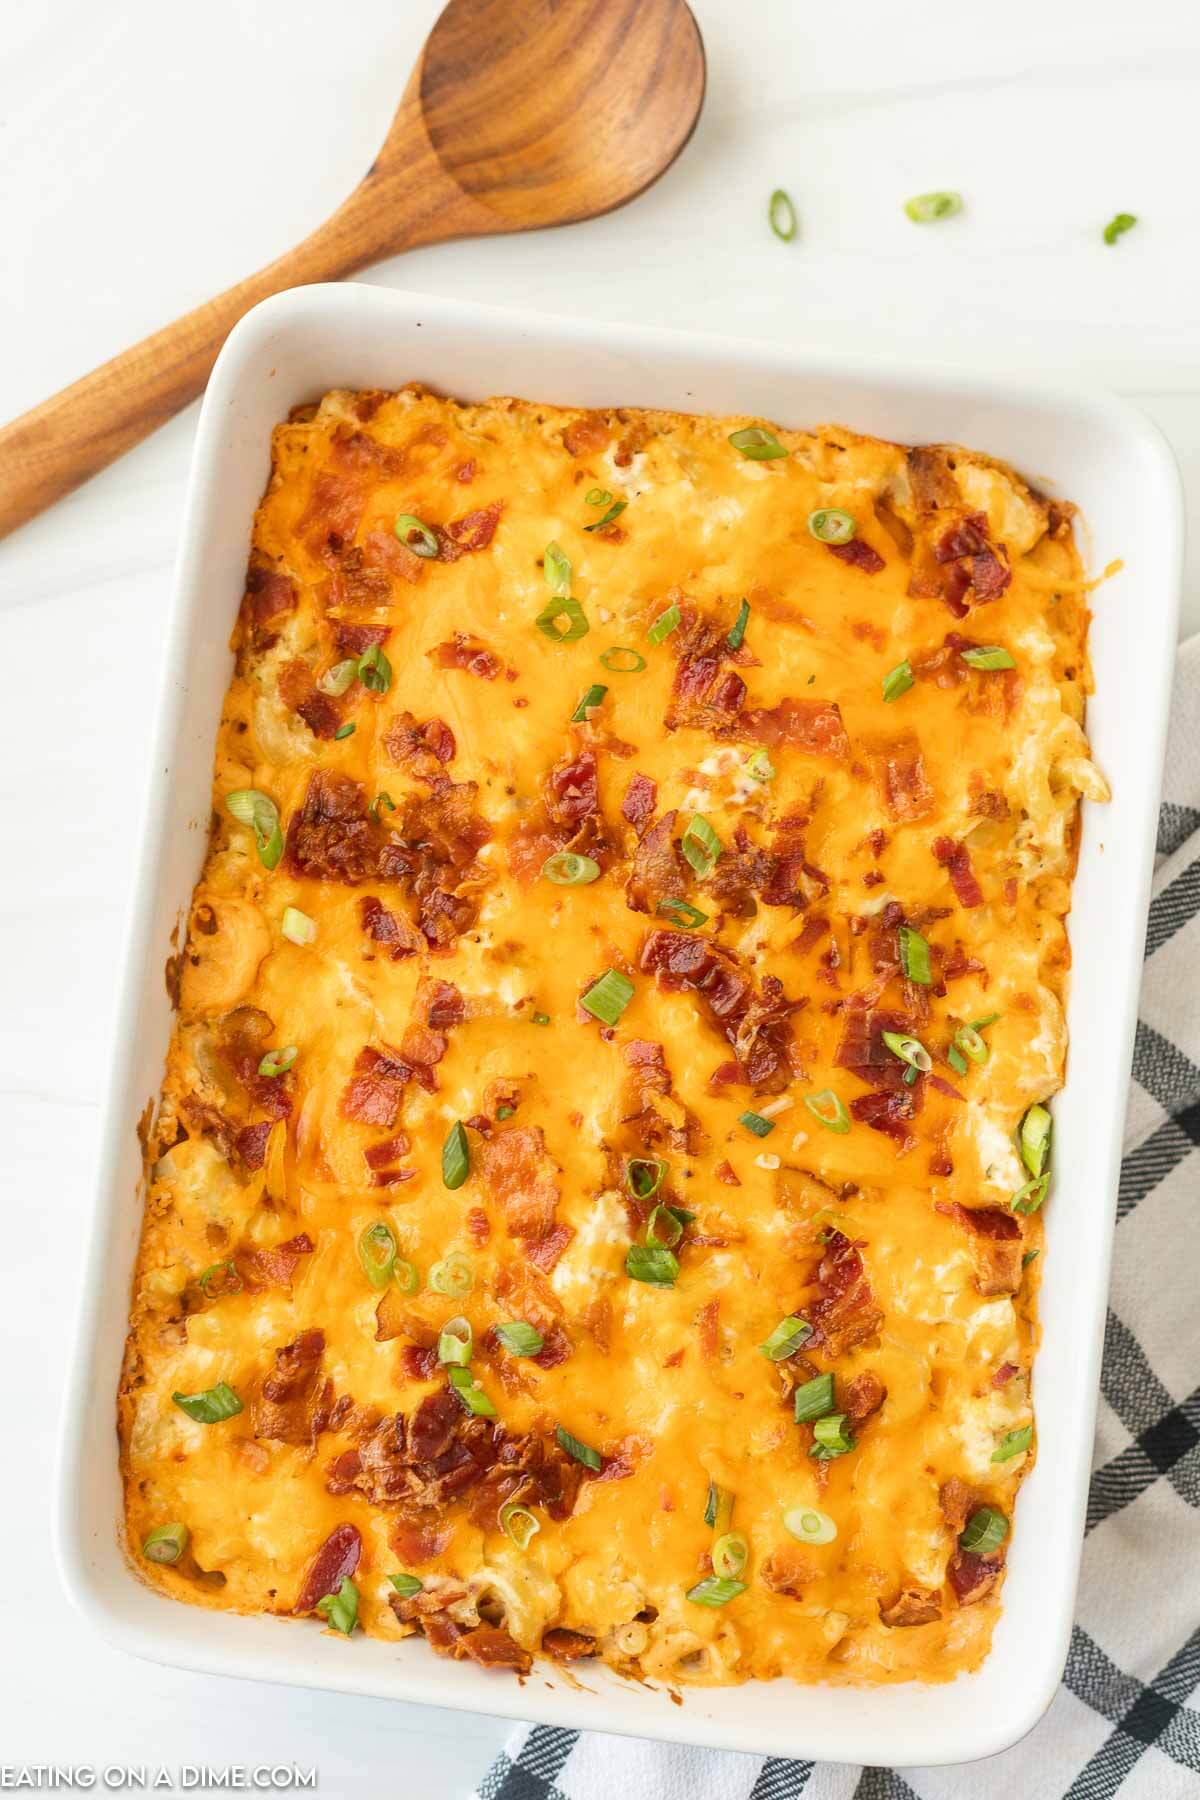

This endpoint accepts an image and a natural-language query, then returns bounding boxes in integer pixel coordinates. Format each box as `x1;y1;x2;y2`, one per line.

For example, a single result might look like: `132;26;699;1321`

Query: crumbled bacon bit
429;635;502;679
293;1524;361;1614
621;772;658;836
932;836;984;908
827;538;885;574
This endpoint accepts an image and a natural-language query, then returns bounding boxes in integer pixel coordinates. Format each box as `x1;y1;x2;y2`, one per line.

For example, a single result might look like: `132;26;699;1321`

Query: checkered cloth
473;637;1200;1800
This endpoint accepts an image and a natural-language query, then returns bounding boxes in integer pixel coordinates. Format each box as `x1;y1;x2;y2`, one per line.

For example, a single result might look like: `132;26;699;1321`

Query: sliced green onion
948;1045;969;1076
953;1024;988;1064
712;1531;749;1580
727;599;750;651
448;1365;497;1418
258;1046;297;1079
962;645;1016;672
768;188;797;243
681;815;722;878
494;1321;544;1358
358;1221;398;1290
898;925;932;986
687;1576;747;1607
143;1522;189;1565
646;1203;685;1249
369;791;396;823
655;897;708;930
804;1089;850;1133
759;1316;813;1362
959;1506;1008;1554
535;596;590;643
395;513;439;558
429;1252;474;1298
315;1577;358;1635
810;1412;855;1458
281;907;316;945
197;1259;241;1300
1019;1104;1052;1178
784;1506;837;1546
542;851;601;886
704;1482;734;1532
729;426;788;463
334;722;356;741
971;1011;1002;1031
739;1110;775;1139
882;1030;932;1073
388;1573;423;1598
581;968;634;1026
585;499;627;532
172;1382;243;1425
437;1315;473;1367
647;603;681;645
1012;1174;1050;1216
992;1425;1033;1463
498;1501;541;1549
544;541;572;596
745;748;775;783
793;1373;836;1422
496;1104;515;1121
1103;212;1137;246
442;1121;470;1190
905;190;963;224
882;660;915;704
600;646;646;673
902;1064;919;1088
226;789;283;871
357;643;392;693
585;488;612;508
807;508;856;545
531;1011;551;1026
625;1244;679;1286
1022;1248;1040;1268
556;1425;602;1471
318;659;358;696
626;1158;667;1200
571;683;608;722
394;1258;420;1294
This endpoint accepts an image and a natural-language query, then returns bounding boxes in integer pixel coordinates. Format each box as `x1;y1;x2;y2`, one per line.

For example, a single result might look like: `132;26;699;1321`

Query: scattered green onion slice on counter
807;508;856;545
585;488;612;508
992;1425;1033;1463
369;791;396;823
542;851;601;885
448;1365;497;1418
784;1506;837;1546
745;748;775;783
499;1501;541;1549
646;1203;688;1249
882;659;915;704
1019;1103;1052;1177
172;1381;243;1425
804;1089;850;1133
198;1260;242;1299
543;541;572;595
556;1425;603;1471
626;1157;667;1201
535;596;590;642
1012;1173;1050;1216
394;513;439;557
881;1030;932;1073
1103;212;1137;246
687;1576;747;1607
655;897;708;929
334;722;356;740
953;1024;988;1064
318;659;358;696
437;1316;473;1367
647;602;681;645
712;1531;749;1580
316;1578;359;1636
494;1321;544;1358
894;926;930;986
142;1522;189;1565
394;1258;420;1295
681;814;722;877
760;1316;813;1362
388;1573;424;1598
792;1373;836;1422
625;1244;679;1286
571;682;608;721
739;1109;775;1139
585;498;627;532
258;1046;297;1078
959;1506;1009;1555
727;598;751;650
358;1221;398;1289
225;788;283;870
441;1121;470;1190
281;907;316;945
704;1482;734;1532
810;1412;856;1458
429;1252;474;1298
357;643;392;693
768;188;798;242
600;645;646;673
948;1045;969;1076
905;190;963;224
728;426;788;462
581;968;634;1025
961;645;1016;672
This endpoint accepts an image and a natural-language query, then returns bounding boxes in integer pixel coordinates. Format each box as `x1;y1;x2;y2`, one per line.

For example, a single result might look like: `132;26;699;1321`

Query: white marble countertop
2;0;1197;1792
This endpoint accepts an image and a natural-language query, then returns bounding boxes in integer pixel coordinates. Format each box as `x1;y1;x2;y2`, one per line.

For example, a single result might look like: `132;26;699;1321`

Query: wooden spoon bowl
0;0;704;540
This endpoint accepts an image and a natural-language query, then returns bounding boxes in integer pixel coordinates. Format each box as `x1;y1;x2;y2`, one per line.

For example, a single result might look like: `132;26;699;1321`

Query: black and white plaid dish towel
473;636;1200;1800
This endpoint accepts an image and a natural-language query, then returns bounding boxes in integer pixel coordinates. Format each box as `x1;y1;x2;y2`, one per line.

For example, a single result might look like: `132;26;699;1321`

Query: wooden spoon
0;0;704;541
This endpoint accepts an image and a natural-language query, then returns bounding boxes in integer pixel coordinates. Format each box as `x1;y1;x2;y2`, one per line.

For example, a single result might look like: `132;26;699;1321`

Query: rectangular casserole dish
57;283;1182;1767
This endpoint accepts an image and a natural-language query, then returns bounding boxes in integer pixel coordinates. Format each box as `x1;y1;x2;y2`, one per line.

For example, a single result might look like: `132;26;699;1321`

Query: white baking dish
56;284;1182;1767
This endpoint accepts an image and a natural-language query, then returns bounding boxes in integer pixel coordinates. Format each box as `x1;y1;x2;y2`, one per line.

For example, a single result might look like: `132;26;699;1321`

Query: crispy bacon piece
286;773;380;884
546;749;600;830
238;1233;314;1290
807;1231;883;1356
525;1224;574;1274
835;1004;913;1081
377;782;492;949
243;564;296;629
253;1330;330;1446
697;1298;720;1360
938;1476;980;1535
531;1323;573;1369
434;1622;532;1673
293;1524;361;1614
625;810;685;915
384;712;457;780
760;1545;815;1599
345;1391;501;1511
992;1361;1020;1388
877;736;935;823
479;1126;560;1242
937;1203;1023;1295
842;1371;887;1423
562;413;611;456
389;1520;452;1566
948;1550;1004;1606
737;697;850;760
714;1159;741;1186
341;1046;411;1127
849;1088;920;1147
640;928;797;1093
360;895;424;961
233;1120;273;1170
277;660;343;740
541;1628;598;1660
879;1586;942;1627
429;635;502;680
827;538;885;574
334;622;389;657
437;501;503;559
621;772;658;836
932;835;984;908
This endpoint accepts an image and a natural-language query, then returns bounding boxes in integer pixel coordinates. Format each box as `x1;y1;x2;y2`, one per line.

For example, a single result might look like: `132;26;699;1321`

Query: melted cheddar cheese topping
119;388;1104;1688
